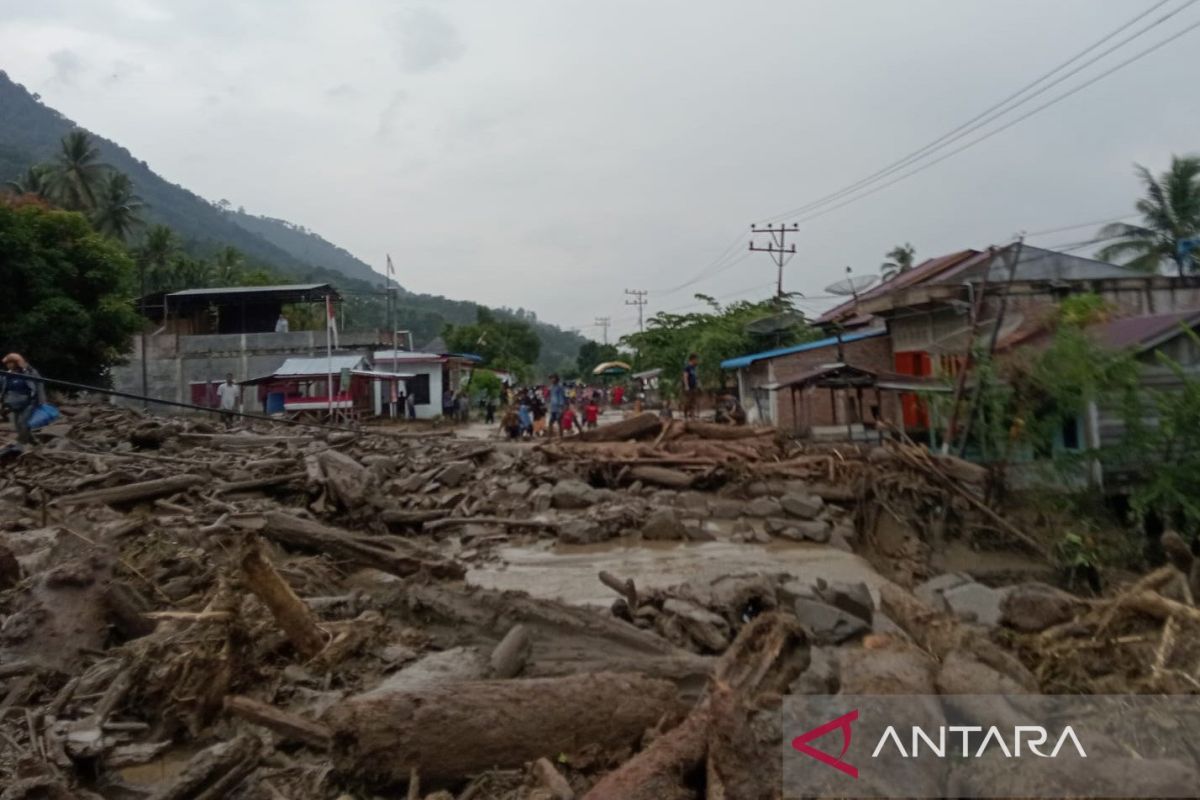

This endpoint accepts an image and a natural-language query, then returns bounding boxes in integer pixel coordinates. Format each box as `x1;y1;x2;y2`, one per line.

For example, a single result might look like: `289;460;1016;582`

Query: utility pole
594;316;611;345
749;222;799;299
624;289;648;333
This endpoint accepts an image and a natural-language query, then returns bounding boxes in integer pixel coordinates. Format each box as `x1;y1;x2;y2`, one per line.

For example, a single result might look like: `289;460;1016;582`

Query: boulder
748;529;772;545
764;518;789;535
1000;581;1083;632
827;530;854;553
935;649;1030;695
793;598;870;644
813;580;873;624
551;479;596;510
788;645;840;695
838;643;937;694
435;460;473;488
745;481;771;498
913;572;973;612
777;520;831;543
942;581;1006;626
640;509;688;541
708;498;744;519
745;497;783;518
558;519;609;545
781;492;825;520
529;484;553;513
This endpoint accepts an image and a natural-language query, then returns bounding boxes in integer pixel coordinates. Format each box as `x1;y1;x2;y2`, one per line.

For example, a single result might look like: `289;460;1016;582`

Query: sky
2;0;1198;340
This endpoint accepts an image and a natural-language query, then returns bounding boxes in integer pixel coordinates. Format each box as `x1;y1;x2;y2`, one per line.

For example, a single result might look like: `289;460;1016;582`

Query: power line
593;316;611;345
760;0;1193;224
649;229;752;295
1023;214;1138;237
749;223;799;298
776;17;1200;230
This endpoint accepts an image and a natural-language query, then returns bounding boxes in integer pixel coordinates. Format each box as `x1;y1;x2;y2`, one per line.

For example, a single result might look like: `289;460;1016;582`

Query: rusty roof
816;249;980;324
1092;310;1200;352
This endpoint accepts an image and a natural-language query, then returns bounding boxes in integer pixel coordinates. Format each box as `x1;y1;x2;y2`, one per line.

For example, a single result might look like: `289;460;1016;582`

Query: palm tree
138;225;178;293
91;172;144;241
1098;156;1200;276
881;243;916;281
48;130;108;211
212;246;244;285
4;164;53;198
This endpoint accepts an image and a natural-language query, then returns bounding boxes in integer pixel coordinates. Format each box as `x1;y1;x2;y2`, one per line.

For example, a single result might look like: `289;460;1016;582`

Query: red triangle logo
791;709;859;778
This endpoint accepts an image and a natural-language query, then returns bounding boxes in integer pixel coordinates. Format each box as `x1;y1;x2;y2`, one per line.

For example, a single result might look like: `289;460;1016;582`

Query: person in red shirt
584;400;599;429
612;385;624;406
561;404;577;436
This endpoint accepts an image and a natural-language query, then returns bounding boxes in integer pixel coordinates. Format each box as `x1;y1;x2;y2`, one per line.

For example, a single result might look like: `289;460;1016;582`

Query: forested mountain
0;71;584;370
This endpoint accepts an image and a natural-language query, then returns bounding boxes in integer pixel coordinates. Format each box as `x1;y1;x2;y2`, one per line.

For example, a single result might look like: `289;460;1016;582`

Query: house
372;351;480;419
238;355;412;420
112;284;393;414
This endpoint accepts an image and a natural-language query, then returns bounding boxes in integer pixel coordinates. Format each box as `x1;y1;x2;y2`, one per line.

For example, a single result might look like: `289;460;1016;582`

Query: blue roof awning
720;328;887;370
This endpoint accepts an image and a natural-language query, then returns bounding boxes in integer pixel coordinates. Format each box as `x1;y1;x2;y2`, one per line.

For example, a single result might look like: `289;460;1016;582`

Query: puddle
467;537;890;607
117;745;202;787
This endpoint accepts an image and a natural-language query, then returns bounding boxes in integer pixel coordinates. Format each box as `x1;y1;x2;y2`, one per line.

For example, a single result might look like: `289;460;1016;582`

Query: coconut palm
137;225;179;293
91;172;144;241
1098;156;1200;276
4;164;53;198
881;243;916;281
48;130;108;211
212;246;244;285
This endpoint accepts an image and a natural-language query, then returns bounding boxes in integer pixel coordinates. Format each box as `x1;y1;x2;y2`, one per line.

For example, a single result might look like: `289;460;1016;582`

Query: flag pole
388;254;398;417
326;294;334;419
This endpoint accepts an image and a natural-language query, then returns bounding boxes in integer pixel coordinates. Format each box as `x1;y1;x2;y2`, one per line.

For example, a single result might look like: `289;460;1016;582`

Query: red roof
1091;310;1200;352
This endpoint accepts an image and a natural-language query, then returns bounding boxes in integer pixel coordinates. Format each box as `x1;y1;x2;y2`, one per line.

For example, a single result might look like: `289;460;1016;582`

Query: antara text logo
791;709;1087;777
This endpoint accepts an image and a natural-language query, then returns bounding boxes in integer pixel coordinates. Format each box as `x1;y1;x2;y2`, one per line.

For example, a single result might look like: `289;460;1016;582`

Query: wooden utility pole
749;222;799;299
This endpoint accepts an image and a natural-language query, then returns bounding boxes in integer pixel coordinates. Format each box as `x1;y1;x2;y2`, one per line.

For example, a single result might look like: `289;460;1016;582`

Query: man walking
548;373;567;437
1;353;46;445
682;353;700;420
216;372;240;429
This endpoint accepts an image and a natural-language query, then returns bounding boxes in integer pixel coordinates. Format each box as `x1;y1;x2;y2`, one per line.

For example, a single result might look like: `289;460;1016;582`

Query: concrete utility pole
749;222;799;299
624;289;648;333
594;317;611;345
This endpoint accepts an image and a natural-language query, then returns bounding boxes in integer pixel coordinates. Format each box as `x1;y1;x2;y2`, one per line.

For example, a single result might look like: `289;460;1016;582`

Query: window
408;373;431;405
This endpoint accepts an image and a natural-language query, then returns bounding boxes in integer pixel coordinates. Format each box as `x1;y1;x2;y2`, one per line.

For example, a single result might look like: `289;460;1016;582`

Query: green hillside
0;70;585;370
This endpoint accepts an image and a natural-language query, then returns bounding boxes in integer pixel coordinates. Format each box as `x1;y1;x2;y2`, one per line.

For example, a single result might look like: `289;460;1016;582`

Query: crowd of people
498;374;605;439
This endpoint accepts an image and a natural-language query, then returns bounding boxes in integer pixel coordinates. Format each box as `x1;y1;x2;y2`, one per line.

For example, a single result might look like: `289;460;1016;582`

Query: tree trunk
680;422;775;440
578;412;662;442
627;466;696;490
324;672;683;785
240;536;327;659
54;474;208;507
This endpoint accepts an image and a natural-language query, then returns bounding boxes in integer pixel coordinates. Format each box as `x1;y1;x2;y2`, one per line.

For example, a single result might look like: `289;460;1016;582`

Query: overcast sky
2;0;1198;338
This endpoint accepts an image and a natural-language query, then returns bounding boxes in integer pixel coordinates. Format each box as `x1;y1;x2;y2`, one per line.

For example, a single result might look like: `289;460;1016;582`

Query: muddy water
467;537;890;608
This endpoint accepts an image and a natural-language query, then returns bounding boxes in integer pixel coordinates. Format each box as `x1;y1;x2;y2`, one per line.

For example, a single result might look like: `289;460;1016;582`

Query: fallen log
380;508;450;527
146;734;262;800
223;695;332;749
178;433;308;448
626;465;696;490
240;536;328;659
680;421;776;440
323;672;682;785
213;470;307;495
260;511;465;580
424;516;560;534
54;474;208;507
489;624;532;678
577;412;662;443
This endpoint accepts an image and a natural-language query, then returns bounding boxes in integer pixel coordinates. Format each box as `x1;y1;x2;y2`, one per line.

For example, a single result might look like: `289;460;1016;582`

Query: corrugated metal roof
816;250;980;324
373;351;447;363
720;328;887;370
1092;311;1200;352
167;284;330;297
273;355;367;376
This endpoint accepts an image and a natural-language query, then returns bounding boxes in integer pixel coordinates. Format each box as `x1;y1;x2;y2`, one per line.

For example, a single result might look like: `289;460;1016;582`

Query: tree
213;246;244;285
577;340;620;376
137;225;178;293
1098;156;1200;276
4;164;52;199
443;306;541;374
0;202;141;385
47;130;108;211
881;243;916;281
91;172;144;241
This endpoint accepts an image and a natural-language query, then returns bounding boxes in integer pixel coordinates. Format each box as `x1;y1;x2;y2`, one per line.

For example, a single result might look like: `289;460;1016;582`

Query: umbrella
592;361;632;376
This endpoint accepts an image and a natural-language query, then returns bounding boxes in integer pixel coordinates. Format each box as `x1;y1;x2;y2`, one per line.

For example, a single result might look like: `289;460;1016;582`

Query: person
442;388;455;418
561;403;577;436
584;397;600;429
500;405;521;439
1;353;46;446
406;392;417;420
396;389;406;420
682;353;700;420
547;374;567;437
612;385;624;406
216;372;240;429
659;398;673;422
274;313;290;333
484;395;497;425
714;393;747;426
517;397;533;438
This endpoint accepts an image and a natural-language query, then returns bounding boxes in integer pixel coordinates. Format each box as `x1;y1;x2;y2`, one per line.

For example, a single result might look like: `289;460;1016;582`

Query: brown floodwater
466;536;890;608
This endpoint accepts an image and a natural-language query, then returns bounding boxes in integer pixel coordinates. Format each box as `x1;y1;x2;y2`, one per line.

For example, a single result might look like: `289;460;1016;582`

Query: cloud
47;48;84;86
393;7;464;74
375;90;410;140
326;82;357;100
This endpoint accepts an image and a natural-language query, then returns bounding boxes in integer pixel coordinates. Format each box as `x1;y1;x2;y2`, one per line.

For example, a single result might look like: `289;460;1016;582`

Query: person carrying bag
1;353;48;445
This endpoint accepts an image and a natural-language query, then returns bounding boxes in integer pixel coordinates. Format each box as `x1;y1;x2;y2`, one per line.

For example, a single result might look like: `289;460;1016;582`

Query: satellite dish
744;310;806;335
824;275;879;297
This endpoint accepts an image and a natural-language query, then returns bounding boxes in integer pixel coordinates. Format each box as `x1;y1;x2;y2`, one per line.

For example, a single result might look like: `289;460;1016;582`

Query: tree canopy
1098;155;1200;276
576;340;621;377
443;306;541;375
0;201;142;385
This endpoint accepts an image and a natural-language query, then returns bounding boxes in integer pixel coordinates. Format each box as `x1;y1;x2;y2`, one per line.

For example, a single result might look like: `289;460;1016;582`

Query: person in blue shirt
682;352;700;420
547;373;567;437
517;397;533;438
1;353;46;445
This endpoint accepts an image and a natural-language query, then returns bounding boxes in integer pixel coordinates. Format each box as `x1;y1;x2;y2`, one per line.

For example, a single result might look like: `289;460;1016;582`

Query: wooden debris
577;412;662;442
222;695;333;749
54;474;208;507
240;535;328;659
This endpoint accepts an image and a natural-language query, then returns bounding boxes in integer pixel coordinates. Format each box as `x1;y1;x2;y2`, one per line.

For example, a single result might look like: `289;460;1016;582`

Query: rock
942;581;1005;626
0;543;18;590
745;481;770;498
683;523;716;542
788;645;840;694
748;529;772;545
640;508;688;541
435;460;473;488
935;649;1030;695
764;518;789;535
831;521;857;544
792;598;870;644
781;492;825;520
745;497;782;518
662;598;730;651
1000;581;1083;632
507;480;532;498
838;643;937;694
913;572;973;612
813;580;873;624
793;519;831;543
708;498;744;519
558;519;609;545
529;484;553;513
551;479;596;510
0;486;26;504
827;530;853;552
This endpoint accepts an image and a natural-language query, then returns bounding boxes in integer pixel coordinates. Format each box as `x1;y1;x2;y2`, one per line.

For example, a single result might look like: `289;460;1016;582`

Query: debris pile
0;403;1196;798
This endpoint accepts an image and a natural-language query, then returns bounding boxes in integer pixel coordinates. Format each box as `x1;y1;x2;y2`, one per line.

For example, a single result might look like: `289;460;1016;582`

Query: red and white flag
325;295;339;349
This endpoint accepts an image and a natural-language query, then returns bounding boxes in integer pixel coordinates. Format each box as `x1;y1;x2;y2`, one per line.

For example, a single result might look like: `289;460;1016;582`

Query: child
517;402;533;438
584;399;599;429
561;404;577;436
